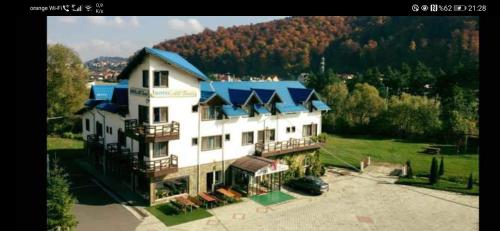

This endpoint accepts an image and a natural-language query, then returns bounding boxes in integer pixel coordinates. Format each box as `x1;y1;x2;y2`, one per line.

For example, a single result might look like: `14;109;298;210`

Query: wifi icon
85;5;92;12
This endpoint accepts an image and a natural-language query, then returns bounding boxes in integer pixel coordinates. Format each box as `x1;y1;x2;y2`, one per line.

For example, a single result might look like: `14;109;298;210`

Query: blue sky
47;16;287;61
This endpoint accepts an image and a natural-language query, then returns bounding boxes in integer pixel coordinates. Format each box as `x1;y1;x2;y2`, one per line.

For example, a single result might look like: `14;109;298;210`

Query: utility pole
321;56;325;74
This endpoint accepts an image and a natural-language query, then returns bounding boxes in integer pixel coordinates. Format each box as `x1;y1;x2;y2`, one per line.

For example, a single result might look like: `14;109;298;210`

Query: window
201;106;223;121
139;142;149;157
270;103;277;115
153;142;168;158
292;126;296;132
257;129;275;143
106;126;109;133
118;129;126;147
154;107;168;123
242;132;254;145
192;138;198;146
96;121;103;137
192;105;198;112
225;134;230;141
286;126;296;133
154;176;189;199
305;101;314;112
201;135;222;151
109;127;113;135
153;71;169;87
85;119;90;131
303;124;318;137
286;127;290;133
142;70;149;88
138;105;149;123
244;104;255;117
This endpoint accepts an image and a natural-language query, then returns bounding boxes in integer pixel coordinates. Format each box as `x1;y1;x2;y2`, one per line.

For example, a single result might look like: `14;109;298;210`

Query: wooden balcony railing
124;119;180;142
87;134;104;144
130;154;179;177
255;137;324;157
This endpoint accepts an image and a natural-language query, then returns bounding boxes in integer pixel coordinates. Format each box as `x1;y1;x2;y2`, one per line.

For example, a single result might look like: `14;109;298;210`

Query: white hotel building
80;47;330;205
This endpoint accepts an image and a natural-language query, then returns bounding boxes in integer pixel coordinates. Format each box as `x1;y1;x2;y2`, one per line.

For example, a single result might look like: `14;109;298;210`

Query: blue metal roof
254;104;271;115
200;81;328;116
84;99;104;107
276;103;308;113
96;102;119;113
288;87;314;104
145;48;208;81
312;100;331;111
200;91;215;102
251;88;276;104
228;88;253;105
112;88;128;106
90;85;115;100
222;105;248;117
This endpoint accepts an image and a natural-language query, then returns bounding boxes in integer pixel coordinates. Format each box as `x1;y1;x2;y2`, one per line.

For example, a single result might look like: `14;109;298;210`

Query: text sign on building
151;88;197;98
130;87;149;97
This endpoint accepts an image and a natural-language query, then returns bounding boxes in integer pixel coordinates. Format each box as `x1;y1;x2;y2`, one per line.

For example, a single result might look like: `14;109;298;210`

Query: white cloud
130;16;140;28
87;16;140;28
70;39;141;61
167;18;204;34
58;16;78;24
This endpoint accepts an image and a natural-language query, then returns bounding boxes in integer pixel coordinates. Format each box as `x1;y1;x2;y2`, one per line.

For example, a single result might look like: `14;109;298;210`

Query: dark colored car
286;176;329;195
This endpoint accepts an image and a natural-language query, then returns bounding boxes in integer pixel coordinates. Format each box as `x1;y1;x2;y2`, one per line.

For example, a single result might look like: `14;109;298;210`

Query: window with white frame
201;135;222;151
153;142;168;158
242;131;254;145
153;71;169;87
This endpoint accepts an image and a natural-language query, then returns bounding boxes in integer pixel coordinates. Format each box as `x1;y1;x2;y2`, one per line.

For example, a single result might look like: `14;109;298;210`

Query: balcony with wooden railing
130;154;179;177
255;136;325;157
124;119;180;142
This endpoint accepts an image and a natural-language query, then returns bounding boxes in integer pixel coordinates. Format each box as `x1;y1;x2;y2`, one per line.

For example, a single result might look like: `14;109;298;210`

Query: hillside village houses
79;47;330;205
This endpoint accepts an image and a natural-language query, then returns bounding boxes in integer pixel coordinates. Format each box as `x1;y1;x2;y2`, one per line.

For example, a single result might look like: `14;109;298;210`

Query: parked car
286;176;329;195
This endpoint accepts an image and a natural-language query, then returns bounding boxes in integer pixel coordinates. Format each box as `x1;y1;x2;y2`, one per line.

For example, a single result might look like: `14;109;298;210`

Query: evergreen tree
429;157;439;184
47;158;78;230
467;173;474;189
438;157;445;177
406;160;413;178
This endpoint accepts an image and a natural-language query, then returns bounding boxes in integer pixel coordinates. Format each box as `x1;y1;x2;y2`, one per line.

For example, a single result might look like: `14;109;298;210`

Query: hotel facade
80;47;330;205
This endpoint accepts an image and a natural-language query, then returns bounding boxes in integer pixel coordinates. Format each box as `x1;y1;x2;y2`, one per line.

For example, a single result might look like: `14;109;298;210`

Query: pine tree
406;160;413;178
429;157;439;184
438;157;445;177
467;173;474;189
47;158;78;230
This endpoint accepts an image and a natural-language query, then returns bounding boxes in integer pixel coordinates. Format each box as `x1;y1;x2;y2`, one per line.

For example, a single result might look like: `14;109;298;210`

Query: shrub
62;132;75;139
438;157;444;177
320;166;326;176
406;160;413;178
467;173;474;189
429;157;439;184
305;166;312;176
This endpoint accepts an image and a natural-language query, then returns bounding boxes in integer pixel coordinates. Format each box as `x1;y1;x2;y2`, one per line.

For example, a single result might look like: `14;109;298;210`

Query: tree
406;160;413;178
467;173;474;189
385;93;441;138
47;158;78;230
47;44;88;134
345;83;385;126
429;157;439;184
310;151;323;177
438;157;445;177
321;82;349;132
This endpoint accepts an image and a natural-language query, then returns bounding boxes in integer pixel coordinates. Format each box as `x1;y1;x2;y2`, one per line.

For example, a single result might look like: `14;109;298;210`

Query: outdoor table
175;196;196;212
198;192;217;208
217;188;236;198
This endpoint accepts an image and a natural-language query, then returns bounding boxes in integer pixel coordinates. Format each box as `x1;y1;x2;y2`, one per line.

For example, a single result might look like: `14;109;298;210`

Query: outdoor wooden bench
227;188;242;200
423;146;441;155
174;196;197;212
198;192;218;208
187;196;204;207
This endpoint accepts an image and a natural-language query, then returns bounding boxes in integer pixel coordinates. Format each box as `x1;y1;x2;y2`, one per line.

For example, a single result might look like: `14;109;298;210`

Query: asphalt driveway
68;166;141;231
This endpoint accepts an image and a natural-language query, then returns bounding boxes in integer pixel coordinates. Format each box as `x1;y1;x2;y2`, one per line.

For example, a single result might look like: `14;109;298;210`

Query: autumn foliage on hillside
154;16;478;78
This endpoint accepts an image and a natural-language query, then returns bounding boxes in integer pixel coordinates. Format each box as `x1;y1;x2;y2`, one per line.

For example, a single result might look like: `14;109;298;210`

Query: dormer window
244;104;255;117
153;71;169;87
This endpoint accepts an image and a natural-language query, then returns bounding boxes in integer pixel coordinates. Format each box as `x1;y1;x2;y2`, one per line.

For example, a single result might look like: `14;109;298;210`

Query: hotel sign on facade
130;87;197;98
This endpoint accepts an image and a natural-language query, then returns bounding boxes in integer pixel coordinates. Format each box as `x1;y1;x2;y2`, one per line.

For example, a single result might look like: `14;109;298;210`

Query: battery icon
454;5;466;11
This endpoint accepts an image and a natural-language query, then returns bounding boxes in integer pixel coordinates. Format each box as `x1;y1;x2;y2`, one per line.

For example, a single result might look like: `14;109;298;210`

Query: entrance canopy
231;155;288;177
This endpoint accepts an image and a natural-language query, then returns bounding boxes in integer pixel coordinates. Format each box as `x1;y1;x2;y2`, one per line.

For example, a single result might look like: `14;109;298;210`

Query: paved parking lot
170;167;478;231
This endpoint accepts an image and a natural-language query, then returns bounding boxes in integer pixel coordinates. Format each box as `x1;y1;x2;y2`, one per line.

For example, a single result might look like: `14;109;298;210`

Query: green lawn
319;134;479;193
145;203;212;227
